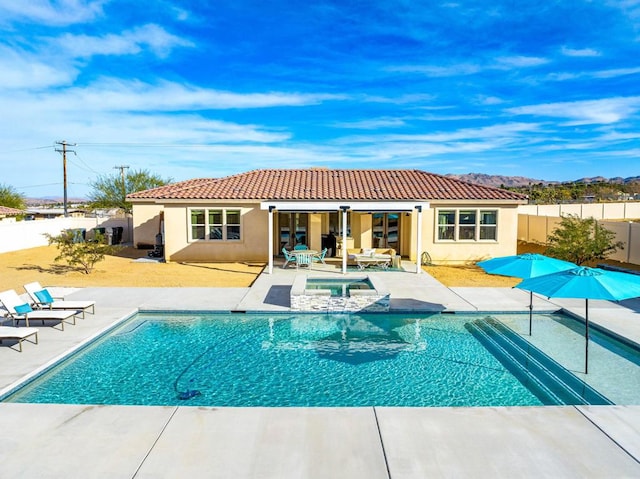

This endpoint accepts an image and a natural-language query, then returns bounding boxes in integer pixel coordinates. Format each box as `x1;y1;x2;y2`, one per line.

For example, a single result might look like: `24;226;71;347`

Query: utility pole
114;165;130;201
55;140;76;217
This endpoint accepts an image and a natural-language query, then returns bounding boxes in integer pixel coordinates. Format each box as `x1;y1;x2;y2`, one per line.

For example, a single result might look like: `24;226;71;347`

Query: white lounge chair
0;289;80;330
23;282;95;319
0;325;39;352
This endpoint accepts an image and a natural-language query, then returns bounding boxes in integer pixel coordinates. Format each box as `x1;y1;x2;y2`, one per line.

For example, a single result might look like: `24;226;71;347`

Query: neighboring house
25;207;87;220
127;168;528;271
0;205;24;222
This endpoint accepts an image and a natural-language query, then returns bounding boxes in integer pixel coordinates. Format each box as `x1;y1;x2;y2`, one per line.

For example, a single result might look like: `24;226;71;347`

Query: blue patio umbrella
477;254;576;335
516;266;640;373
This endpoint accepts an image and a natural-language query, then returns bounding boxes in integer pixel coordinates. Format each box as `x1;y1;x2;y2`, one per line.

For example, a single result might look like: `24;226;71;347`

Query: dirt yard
1;241;637;292
0;245;265;292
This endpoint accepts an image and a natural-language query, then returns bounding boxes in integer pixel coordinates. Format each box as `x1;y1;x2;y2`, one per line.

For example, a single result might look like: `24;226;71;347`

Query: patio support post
340;206;349;274
267;205;275;274
415;205;423;274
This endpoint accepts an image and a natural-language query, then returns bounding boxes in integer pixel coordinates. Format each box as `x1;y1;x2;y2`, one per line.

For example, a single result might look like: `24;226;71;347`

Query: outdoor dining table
289;249;318;269
289;249;318;256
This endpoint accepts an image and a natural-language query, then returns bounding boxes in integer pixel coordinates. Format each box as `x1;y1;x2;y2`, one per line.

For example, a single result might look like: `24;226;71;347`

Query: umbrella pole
528;291;533;336
585;298;589;375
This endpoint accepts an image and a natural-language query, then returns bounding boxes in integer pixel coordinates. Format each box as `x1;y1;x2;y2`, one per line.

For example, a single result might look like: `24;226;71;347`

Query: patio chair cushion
15;303;33;314
34;289;54;304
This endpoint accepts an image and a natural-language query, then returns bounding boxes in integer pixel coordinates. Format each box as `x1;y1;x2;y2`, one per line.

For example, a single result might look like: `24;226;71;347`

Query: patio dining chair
313;248;328;264
294;244;308;250
282;248;297;268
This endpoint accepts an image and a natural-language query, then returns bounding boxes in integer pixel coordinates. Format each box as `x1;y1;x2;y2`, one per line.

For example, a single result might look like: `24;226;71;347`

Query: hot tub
290;275;390;312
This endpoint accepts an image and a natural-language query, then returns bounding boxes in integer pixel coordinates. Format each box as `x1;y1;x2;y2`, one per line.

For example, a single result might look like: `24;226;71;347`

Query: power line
69;153;102;175
6;145;55;153
78;142;224;148
16;182;63;189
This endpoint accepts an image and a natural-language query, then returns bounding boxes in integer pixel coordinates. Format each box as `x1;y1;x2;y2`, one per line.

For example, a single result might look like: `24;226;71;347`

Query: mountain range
23;173;640;204
446;173;640;188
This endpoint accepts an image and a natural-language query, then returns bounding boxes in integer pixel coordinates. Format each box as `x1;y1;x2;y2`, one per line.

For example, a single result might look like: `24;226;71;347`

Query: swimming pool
3;312;637;407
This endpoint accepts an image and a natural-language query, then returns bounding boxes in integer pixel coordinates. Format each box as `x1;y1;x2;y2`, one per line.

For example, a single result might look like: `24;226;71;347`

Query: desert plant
89;169;171;214
546;214;624;266
0;183;25;210
46;230;117;274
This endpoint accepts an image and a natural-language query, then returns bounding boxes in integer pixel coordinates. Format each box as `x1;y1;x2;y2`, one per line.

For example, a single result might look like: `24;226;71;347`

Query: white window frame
188;208;242;242
435;208;498;242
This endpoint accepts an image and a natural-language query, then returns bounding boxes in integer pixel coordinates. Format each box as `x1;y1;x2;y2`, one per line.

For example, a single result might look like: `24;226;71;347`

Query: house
127;168;528;272
0;205;24;222
24;207;87;220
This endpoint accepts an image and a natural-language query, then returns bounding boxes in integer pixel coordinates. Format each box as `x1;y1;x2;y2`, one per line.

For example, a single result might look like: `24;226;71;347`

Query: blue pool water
305;277;373;296
3;312;634;407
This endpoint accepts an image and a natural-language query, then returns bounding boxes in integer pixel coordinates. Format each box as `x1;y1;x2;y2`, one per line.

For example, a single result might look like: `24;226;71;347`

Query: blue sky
2;0;640;198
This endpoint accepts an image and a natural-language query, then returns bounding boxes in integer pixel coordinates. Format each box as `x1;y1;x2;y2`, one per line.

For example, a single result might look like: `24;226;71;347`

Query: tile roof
127;169;527;202
0;206;24;215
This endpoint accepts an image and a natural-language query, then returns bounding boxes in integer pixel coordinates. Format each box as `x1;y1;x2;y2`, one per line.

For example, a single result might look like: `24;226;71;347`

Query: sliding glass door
372;213;399;251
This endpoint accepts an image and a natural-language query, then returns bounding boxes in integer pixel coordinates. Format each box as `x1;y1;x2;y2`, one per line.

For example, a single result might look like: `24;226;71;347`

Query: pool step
467;317;612;406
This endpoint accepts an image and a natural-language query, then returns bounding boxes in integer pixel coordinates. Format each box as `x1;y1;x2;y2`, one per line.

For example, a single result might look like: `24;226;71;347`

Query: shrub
46;230;118;274
546;215;624;266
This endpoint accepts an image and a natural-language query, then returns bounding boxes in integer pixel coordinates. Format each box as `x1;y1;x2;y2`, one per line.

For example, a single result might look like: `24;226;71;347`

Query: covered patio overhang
260;201;430;274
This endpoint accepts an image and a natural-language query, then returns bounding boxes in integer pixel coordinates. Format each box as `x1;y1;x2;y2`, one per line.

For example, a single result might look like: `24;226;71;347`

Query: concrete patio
1;263;640;478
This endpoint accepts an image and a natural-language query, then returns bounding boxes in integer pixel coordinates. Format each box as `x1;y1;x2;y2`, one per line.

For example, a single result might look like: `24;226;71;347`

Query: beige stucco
162;201;268;262
420;203;521;265
132;199;523;264
131;202;164;247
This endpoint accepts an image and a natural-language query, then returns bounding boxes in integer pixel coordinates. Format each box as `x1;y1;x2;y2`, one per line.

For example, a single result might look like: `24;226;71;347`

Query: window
191;209;206;240
458;210;476;240
437;210;455;240
189;208;241;241
479;210;497;240
436;209;498;241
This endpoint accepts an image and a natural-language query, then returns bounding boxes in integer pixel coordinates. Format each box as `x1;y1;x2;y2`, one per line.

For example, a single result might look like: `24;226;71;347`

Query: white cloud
475;95;505;106
592;67;640;78
561;46;601;57
0;0;107;26
387;63;480;77
0;45;79;89
55;24;194;59
507;97;640;124
494;56;549;68
361;93;434;104
331;118;407;129
32;79;344;112
544;67;640;82
388;56;548;78
333;123;539;161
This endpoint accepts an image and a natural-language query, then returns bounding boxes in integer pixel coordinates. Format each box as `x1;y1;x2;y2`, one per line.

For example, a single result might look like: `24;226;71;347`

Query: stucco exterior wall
352;213;373;250
131;202;163;247
132;199;524;264
163;202;268;262
420;203;521;264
